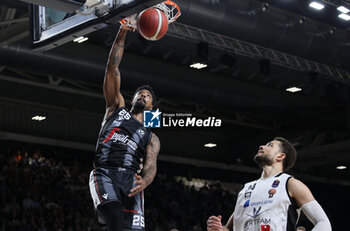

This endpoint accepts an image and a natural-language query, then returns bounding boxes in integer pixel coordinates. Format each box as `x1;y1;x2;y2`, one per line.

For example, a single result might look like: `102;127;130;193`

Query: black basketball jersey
94;107;152;172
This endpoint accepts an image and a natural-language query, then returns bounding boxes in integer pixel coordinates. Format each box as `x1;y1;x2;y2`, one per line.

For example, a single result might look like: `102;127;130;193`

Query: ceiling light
309;2;325;10
77;37;89;43
204;143;217;148
286;87;302;93
32;115;46;121
190;63;207;69
73;36;84;42
338;13;350;21
73;36;89;43
336;165;347;170
337;6;350;14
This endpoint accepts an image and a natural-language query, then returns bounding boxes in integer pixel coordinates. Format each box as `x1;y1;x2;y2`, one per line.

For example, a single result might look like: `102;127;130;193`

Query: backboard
29;0;163;51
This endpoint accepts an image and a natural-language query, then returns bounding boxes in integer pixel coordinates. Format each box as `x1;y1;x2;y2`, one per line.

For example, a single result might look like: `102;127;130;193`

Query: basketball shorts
89;167;145;230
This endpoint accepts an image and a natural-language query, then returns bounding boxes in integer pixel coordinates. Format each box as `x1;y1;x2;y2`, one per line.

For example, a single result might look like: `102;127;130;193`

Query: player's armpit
142;133;160;186
103;92;125;120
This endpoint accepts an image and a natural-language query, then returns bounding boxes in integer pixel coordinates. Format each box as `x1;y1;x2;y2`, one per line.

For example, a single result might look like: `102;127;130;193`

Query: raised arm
103;26;128;119
288;178;332;231
128;133;160;197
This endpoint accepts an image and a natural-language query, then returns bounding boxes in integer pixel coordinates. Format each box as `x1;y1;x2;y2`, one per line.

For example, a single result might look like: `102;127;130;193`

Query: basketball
137;8;169;41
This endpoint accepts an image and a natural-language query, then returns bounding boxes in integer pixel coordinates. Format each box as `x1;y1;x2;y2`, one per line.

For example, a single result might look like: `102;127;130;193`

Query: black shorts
89;167;145;230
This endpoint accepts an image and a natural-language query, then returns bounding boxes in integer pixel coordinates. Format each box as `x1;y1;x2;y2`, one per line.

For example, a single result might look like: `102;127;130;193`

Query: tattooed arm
103;26;128;120
142;133;160;185
129;133;161;197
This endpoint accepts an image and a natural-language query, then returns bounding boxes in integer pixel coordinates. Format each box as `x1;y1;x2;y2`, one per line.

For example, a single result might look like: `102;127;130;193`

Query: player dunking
207;137;331;231
89;25;160;231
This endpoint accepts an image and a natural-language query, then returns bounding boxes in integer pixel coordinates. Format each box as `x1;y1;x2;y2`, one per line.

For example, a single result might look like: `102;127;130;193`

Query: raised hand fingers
208;215;222;223
207;222;223;231
207;216;223;231
121;25;135;31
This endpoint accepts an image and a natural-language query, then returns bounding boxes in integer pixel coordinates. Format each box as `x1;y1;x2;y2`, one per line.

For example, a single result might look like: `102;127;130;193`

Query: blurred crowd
0;146;236;231
0;148;97;231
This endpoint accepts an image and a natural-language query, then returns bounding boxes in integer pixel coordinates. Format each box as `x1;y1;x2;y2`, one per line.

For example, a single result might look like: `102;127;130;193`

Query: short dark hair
134;85;157;106
274;137;297;172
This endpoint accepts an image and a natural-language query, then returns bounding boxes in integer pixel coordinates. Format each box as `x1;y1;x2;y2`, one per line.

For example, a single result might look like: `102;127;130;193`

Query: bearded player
89;25;160;231
207;137;331;231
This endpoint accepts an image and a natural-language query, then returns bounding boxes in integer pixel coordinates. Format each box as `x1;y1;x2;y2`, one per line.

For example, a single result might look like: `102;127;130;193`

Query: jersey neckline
259;172;284;181
130;111;144;126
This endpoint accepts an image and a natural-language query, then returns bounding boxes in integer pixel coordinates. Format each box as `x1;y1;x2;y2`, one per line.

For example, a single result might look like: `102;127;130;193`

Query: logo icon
271;180;280;188
246;206;268;218
102;193;108;200
244;191;252;199
261;225;270;231
243;200;250;208
247;183;256;191
268;189;276;198
137;129;145;136
144;109;161;128
103;127;121;143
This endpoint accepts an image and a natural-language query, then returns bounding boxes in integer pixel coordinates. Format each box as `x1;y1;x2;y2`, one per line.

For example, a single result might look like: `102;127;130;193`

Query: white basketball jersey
233;173;299;231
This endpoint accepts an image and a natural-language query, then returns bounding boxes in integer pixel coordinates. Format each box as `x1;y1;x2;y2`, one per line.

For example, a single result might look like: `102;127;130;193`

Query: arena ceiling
0;0;350;185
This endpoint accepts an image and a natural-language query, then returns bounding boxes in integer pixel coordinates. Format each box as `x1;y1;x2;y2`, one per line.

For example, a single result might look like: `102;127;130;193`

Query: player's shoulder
277;172;293;180
287;177;311;195
150;133;160;143
287;177;315;205
118;106;128;112
243;179;258;188
105;106;127;119
287;177;304;188
273;173;295;188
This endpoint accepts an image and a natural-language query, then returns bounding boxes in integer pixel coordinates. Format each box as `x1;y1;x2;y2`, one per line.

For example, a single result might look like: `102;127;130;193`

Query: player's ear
277;153;286;161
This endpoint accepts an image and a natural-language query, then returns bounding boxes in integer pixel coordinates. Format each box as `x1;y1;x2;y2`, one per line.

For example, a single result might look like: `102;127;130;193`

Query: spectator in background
14;150;22;163
29;152;39;166
1;145;236;231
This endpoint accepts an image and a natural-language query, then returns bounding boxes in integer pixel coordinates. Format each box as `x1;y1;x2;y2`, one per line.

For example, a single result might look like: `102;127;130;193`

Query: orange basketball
137;8;168;41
